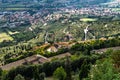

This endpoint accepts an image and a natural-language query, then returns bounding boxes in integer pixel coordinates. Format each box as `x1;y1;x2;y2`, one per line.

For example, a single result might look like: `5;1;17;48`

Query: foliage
65;56;72;80
53;66;66;80
39;72;45;80
43;48;69;57
35;47;45;55
14;74;25;80
33;66;40;80
86;59;120;80
12;31;36;42
1;38;120;80
33;65;45;80
70;38;120;54
111;50;120;71
79;60;91;80
0;68;2;76
0;68;3;79
4;51;35;64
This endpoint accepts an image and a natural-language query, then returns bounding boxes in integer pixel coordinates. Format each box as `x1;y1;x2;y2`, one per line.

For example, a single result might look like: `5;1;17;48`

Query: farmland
0;33;13;42
80;18;97;22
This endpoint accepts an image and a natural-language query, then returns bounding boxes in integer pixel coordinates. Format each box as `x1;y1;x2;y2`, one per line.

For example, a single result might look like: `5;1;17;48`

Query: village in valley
0;6;120;28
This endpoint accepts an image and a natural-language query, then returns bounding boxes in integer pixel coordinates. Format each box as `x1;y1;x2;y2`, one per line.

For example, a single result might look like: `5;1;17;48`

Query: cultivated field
80;18;97;22
0;33;13;42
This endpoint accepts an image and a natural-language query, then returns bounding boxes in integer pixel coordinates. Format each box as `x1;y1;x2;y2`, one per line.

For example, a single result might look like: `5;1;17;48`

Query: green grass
0;33;13;42
80;18;97;22
8;31;19;35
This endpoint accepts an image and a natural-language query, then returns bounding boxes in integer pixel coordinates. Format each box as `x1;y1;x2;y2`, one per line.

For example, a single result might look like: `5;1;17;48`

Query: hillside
0;13;120;48
0;0;120;80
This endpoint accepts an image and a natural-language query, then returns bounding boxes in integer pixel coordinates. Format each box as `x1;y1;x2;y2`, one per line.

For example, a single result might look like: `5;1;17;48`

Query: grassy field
0;33;13;42
80;18;97;22
8;31;19;35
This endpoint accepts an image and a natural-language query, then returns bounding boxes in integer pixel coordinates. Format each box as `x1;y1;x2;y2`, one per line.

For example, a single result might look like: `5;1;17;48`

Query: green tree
53;66;66;80
0;68;2;76
14;74;25;80
111;50;120;69
65;56;72;80
33;66;40;80
39;72;45;80
33;66;45;80
79;60;90;80
1;71;9;80
86;59;120;80
0;68;2;80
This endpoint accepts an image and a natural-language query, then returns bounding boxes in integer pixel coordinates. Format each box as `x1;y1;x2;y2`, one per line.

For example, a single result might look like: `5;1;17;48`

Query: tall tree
33;66;40;80
65;56;72;80
53;66;66;80
33;66;45;80
0;68;2;80
79;59;90;80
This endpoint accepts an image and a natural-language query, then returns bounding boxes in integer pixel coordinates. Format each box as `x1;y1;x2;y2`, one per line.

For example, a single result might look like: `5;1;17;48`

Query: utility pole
84;26;88;41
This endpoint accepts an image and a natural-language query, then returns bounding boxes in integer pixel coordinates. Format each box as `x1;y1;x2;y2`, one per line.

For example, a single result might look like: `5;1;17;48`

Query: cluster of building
0;11;45;28
42;7;120;23
63;7;120;16
0;5;120;28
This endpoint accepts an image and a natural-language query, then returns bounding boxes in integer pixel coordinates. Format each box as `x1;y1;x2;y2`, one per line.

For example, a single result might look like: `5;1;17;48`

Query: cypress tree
79;59;90;80
65;56;72;80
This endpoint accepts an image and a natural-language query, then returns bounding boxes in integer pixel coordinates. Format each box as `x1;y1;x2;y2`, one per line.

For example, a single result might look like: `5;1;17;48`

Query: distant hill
101;0;120;7
0;0;111;5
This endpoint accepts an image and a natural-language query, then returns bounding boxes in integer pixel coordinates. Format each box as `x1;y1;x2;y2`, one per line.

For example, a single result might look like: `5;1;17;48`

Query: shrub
53;66;66;80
